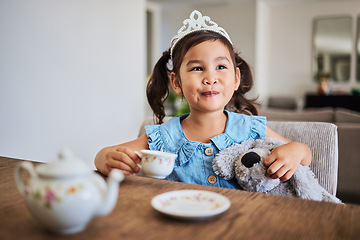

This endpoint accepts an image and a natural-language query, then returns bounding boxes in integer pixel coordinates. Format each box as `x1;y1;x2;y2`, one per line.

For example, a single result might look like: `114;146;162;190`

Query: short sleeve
145;124;168;152
249;115;267;139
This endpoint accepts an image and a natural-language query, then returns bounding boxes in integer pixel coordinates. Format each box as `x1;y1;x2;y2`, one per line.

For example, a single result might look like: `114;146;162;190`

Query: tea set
15;149;125;234
135;150;177;179
15;149;229;234
15;149;177;234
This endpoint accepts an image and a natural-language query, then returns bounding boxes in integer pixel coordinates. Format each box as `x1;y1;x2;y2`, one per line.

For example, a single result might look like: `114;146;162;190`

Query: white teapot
15;149;124;234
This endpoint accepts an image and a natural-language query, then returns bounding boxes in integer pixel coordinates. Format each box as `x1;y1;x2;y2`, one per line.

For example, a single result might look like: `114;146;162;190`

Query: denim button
204;147;213;156
208;175;217;184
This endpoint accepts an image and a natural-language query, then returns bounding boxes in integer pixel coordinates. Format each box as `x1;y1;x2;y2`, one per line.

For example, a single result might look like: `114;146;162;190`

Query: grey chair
267;121;338;196
139;118;339;196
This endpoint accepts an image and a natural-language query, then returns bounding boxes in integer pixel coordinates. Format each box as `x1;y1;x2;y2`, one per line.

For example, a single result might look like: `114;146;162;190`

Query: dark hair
146;31;258;124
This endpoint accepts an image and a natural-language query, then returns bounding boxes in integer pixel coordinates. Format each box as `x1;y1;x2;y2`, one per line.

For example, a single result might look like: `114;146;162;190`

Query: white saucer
151;190;231;220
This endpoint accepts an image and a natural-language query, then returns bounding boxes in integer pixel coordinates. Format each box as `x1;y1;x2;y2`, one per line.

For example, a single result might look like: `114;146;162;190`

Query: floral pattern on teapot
24;183;84;209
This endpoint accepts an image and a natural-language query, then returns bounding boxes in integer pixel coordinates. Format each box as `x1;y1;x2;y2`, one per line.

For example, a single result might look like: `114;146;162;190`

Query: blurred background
1;0;360;166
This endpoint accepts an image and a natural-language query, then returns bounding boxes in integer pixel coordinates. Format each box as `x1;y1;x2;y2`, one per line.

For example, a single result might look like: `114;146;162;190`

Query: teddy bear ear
212;139;256;180
212;144;237;180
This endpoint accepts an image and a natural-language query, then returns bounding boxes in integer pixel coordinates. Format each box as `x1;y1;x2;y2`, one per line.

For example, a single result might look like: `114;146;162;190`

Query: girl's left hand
263;141;311;181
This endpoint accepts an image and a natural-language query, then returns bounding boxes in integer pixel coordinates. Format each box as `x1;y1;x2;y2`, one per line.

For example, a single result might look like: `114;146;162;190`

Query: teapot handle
14;162;37;196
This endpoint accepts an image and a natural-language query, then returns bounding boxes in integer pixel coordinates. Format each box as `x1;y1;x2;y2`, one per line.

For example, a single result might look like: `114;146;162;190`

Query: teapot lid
36;149;92;178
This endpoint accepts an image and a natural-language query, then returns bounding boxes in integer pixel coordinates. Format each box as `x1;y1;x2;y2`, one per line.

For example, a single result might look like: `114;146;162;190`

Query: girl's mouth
202;91;219;97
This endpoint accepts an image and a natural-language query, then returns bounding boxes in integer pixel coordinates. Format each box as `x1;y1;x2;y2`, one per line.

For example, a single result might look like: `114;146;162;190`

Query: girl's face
170;40;240;114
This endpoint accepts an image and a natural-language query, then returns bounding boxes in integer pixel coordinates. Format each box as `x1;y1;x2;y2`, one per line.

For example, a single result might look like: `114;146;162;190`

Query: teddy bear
212;137;342;203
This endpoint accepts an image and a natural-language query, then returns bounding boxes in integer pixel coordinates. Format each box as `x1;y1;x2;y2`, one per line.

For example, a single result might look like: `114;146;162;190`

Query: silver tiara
170;10;233;59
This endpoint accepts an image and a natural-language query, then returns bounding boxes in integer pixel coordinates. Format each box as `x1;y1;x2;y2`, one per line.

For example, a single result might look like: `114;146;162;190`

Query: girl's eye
216;65;227;70
190;67;202;71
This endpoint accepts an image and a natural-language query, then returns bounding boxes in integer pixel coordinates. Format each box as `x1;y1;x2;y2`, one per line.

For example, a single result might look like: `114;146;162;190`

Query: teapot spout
95;169;124;216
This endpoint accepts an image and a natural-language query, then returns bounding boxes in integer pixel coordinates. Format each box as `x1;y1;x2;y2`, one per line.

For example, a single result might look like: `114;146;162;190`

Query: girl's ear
234;67;241;91
170;72;182;95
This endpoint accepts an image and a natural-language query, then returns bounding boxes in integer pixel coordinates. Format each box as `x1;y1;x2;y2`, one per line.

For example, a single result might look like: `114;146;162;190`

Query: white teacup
136;150;176;179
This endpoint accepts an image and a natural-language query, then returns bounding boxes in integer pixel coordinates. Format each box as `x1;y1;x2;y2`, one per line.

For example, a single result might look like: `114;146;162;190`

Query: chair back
267;121;338;196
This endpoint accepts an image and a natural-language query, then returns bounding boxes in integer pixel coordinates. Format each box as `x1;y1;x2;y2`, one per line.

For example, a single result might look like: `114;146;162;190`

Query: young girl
95;10;311;189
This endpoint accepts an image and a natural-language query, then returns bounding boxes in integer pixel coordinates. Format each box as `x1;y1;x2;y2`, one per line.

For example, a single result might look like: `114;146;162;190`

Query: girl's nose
202;78;218;85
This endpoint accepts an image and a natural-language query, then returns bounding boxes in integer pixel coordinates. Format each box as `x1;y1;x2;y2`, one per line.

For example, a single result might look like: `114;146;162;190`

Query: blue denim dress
145;110;267;189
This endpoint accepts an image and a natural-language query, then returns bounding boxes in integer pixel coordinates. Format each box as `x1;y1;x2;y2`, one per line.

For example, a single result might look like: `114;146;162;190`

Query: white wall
254;0;271;104
0;0;146;165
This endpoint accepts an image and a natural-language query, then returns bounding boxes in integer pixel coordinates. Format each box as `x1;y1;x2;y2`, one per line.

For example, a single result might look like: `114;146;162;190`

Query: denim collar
164;110;236;165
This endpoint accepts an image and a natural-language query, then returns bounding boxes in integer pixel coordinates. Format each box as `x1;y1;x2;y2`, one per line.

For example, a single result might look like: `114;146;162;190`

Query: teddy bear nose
241;152;261;168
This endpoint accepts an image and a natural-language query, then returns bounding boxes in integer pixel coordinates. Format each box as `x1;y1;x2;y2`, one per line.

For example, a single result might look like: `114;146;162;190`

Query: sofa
258;107;360;203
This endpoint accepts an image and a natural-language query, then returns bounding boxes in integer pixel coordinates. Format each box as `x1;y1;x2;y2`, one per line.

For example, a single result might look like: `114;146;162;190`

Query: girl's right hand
95;145;141;176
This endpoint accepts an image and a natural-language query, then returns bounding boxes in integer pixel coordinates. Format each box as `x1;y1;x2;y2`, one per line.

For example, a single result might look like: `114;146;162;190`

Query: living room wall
257;0;360;105
149;0;360;105
0;0;146;165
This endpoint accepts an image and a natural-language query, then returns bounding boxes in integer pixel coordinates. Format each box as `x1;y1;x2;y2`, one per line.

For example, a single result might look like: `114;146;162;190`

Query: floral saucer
151;190;231;220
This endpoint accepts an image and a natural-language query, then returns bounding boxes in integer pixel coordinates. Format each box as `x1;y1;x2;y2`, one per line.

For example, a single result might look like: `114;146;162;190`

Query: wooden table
1;157;360;239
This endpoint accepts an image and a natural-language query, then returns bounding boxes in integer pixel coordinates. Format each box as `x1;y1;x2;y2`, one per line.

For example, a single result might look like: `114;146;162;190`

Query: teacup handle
14;162;37;196
134;151;141;158
134;151;142;169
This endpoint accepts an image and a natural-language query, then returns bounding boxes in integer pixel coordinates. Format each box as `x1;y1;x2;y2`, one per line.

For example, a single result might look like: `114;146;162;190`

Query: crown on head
170;10;233;59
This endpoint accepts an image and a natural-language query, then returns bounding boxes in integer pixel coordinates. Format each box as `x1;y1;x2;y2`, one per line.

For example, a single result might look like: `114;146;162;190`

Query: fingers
108;158;137;174
263;142;306;181
279;169;296;182
105;147;141;175
266;163;295;181
124;148;141;165
265;151;297;181
109;167;134;176
264;154;276;167
105;165;133;176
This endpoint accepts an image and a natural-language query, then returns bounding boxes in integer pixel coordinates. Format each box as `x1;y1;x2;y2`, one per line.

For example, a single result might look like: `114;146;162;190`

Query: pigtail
227;54;259;116
146;50;171;124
